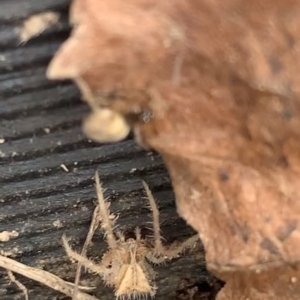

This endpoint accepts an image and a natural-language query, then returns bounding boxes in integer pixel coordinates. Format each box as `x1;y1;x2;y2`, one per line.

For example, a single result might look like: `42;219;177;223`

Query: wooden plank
0;41;63;74
0;149;161;183
0;67;60;98
0;84;78;118
0;127;88;162
0;105;87;140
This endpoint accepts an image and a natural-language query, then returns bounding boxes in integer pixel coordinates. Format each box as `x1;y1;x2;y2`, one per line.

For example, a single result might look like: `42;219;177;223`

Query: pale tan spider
62;172;199;299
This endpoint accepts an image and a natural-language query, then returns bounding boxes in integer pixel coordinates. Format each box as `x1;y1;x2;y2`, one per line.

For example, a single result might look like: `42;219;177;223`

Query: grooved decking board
0;1;219;299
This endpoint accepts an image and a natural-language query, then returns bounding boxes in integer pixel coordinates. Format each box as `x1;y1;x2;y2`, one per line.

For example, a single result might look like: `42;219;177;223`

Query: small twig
66;281;97;292
0;255;98;300
72;202;102;299
7;271;29;300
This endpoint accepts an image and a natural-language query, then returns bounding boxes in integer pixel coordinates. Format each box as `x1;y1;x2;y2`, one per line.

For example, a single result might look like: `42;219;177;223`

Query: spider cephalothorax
99;233;157;298
63;172;199;299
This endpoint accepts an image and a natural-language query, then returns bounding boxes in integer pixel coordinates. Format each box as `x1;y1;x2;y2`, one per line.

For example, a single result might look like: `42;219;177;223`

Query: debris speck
60;164;69;172
129;168;137;173
43;128;51;134
53;220;63;228
0;138;5;144
0;231;19;242
81;206;88;212
18;12;60;44
0;247;20;257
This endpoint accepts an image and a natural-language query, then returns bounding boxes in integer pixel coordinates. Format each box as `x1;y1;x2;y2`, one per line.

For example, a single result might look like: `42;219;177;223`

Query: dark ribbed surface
0;1;214;299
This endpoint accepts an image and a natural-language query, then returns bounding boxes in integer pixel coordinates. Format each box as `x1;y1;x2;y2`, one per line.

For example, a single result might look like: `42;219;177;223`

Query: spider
62;172;199;299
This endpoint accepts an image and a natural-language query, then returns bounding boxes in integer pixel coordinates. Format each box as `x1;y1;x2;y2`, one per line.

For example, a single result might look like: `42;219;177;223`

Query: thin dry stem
73;204;103;299
7;270;29;300
0;254;98;300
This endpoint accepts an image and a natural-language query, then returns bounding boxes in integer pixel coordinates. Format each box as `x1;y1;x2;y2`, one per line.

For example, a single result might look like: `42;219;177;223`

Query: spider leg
95;171;117;249
135;227;142;241
162;234;199;260
141;260;156;281
146;234;199;264
62;235;107;276
142;181;164;254
145;253;167;265
116;230;125;242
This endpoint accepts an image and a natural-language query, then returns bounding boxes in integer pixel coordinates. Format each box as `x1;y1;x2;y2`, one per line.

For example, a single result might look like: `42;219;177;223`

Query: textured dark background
0;1;218;299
